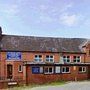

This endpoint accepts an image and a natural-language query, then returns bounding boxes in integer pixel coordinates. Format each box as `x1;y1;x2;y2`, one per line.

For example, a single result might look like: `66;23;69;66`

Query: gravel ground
30;81;90;90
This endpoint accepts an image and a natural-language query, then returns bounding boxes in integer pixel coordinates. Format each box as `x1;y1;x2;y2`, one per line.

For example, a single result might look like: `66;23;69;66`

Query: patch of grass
45;81;66;86
8;81;66;90
8;85;33;90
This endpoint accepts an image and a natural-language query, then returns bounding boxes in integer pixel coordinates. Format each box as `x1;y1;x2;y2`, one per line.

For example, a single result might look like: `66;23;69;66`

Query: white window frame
63;56;71;63
73;56;81;63
44;67;54;74
40;67;43;73
45;55;54;62
18;65;23;72
55;66;61;73
62;67;70;73
34;55;43;62
79;67;86;73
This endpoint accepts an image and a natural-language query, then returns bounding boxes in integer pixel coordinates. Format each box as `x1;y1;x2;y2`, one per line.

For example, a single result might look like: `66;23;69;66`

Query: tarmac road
30;81;90;90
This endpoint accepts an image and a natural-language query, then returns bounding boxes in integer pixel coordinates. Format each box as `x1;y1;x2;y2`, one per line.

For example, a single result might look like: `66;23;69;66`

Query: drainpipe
0;26;2;80
60;52;63;81
23;61;27;85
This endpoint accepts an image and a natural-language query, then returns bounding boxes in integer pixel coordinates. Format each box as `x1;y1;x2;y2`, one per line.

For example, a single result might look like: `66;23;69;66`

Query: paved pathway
30;81;90;90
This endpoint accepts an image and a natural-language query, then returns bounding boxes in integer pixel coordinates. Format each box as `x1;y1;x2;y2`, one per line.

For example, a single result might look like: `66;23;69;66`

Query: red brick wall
0;81;8;89
82;43;90;63
0;51;88;84
8;61;23;80
26;66;88;84
0;52;6;79
61;53;85;63
22;52;60;63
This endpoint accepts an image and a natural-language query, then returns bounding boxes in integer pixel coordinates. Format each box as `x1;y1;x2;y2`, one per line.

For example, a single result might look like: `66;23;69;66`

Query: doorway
7;64;13;79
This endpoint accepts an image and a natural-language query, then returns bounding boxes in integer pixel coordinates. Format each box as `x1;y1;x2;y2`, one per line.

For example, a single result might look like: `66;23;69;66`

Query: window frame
62;67;70;73
34;55;43;62
44;67;54;74
63;56;71;63
73;56;81;63
79;67;86;73
18;65;23;72
45;55;54;62
55;66;61;74
32;67;43;74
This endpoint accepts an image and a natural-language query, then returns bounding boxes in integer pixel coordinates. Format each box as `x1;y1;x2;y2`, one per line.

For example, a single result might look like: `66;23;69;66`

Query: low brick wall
0;80;8;89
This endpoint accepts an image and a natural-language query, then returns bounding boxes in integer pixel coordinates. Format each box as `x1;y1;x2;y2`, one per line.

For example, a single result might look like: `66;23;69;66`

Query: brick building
0;27;90;85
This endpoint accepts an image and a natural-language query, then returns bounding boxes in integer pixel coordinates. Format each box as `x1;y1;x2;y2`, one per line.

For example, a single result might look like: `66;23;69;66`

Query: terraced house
0;27;90;85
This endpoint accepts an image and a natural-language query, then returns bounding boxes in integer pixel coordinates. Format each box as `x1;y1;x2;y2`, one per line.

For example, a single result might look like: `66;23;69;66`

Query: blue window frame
32;67;40;74
32;67;43;74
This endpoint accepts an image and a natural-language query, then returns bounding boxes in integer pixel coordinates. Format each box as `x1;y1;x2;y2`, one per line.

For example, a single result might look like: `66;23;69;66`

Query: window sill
78;72;86;74
45;62;54;64
18;71;23;73
44;73;54;74
62;72;70;74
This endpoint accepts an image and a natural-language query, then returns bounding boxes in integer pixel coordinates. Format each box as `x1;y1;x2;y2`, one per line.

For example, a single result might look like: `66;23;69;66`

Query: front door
88;66;90;79
7;64;13;79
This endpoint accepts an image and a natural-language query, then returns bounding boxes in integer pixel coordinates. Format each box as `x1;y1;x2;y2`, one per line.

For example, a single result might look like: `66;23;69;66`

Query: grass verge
7;81;66;90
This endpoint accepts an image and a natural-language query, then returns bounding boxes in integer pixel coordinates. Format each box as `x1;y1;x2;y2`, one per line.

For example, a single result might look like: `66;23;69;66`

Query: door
88;66;90;79
7;64;13;79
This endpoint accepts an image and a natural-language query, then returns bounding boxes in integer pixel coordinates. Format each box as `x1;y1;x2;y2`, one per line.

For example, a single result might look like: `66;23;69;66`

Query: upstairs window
79;67;86;73
73;56;81;63
34;55;42;62
63;56;70;63
46;55;54;62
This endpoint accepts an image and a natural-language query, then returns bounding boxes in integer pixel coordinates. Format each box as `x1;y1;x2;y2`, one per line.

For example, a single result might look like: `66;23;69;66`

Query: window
32;67;43;74
46;55;54;62
73;56;81;63
44;67;54;74
63;56;70;63
89;50;90;56
55;66;61;73
62;67;70;73
34;55;42;62
18;65;22;72
79;67;86;73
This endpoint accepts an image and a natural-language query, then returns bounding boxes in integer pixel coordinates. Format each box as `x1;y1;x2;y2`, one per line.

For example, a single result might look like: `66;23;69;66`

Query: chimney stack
0;26;2;35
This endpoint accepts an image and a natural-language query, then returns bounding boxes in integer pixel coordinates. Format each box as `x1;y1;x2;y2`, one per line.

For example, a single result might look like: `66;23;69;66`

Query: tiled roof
0;34;88;53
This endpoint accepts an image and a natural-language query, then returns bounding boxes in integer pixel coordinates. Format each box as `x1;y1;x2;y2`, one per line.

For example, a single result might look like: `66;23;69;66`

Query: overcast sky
0;0;90;38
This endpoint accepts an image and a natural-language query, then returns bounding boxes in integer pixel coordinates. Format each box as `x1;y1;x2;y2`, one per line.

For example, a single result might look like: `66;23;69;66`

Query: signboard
7;52;21;60
55;66;61;73
32;67;40;74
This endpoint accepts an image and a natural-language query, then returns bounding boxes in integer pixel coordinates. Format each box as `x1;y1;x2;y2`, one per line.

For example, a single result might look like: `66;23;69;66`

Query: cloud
59;13;79;27
39;3;74;23
38;15;53;23
39;5;48;11
0;4;19;18
84;19;90;26
61;3;73;12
